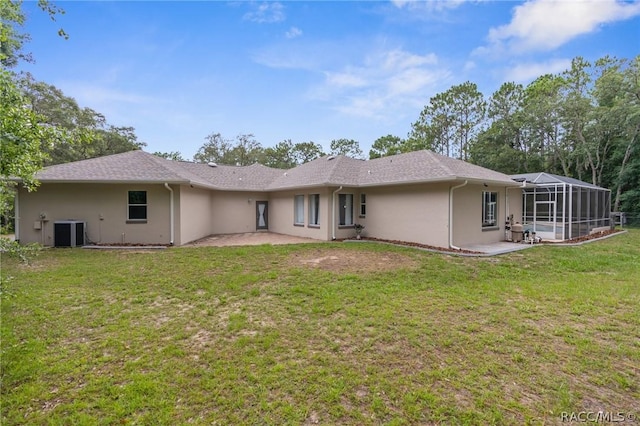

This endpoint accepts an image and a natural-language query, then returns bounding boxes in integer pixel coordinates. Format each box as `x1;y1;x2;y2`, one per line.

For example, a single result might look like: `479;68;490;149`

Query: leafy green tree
407;92;448;154
263;140;297;169
560;57;601;184
18;74;145;165
227;134;264;166
369;134;404;159
330;138;363;159
1;0;70;229
194;133;264;166
194;132;233;164
0;70;51;191
1;0;66;68
409;82;486;160
153;151;185;161
522;74;568;175
470;82;529;173
291;141;324;164
595;56;640;212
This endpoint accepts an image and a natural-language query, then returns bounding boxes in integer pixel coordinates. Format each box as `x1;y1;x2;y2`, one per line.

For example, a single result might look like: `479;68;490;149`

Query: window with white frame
294;195;304;225
482;191;498;228
309;194;320;226
359;193;366;217
339;194;354;226
128;191;147;221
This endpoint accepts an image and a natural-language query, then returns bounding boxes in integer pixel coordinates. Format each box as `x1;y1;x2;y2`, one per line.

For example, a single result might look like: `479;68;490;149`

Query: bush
0;238;42;264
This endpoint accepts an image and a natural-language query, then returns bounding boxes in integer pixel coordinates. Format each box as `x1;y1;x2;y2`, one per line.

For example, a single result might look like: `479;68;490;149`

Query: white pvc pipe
449;180;468;250
164;183;174;245
331;186;343;240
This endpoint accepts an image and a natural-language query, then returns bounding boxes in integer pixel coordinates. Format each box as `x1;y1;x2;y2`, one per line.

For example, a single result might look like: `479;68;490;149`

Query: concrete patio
460;241;535;256
184;232;536;256
184;232;321;247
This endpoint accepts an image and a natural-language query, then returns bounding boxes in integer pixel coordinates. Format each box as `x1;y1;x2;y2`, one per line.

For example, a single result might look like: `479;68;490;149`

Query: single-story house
15;149;524;249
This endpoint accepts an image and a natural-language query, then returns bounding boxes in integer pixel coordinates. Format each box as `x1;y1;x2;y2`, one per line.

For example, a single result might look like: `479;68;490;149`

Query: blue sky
19;0;640;159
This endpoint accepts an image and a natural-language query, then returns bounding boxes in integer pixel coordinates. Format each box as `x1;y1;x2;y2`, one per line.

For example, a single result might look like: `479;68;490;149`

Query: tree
329;138;363;159
18;74;145;165
560;57;600;184
369;134;404;159
227;134;264;166
409;82;486;160
595;56;640;212
263;140;297;169
522;74;568;175
1;0;66;68
1;0;70;227
291;141;324;164
194;133;264;166
470;82;529;174
449;82;486;161
193;132;233;164
153;151;185;161
1;70;51;191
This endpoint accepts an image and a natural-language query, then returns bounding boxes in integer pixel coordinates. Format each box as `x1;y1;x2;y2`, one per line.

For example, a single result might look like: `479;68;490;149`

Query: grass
1;231;639;425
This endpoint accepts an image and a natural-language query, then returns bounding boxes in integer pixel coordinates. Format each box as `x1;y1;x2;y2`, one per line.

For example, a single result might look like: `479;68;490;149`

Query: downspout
449;180;468;250
331;186;343;240
14;189;20;242
164;183;174;245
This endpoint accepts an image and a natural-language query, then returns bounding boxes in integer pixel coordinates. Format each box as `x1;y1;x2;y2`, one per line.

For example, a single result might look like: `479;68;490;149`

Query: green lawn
2;231;639;425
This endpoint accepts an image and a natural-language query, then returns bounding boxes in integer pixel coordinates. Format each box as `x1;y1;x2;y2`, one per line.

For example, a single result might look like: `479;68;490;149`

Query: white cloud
58;82;157;107
503;58;572;83
324;69;368;88
391;0;466;12
485;0;640;54
243;2;285;24
285;26;302;39
314;49;449;119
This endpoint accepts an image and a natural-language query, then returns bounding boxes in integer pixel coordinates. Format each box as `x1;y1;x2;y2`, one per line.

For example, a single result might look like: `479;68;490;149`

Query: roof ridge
135;151;195;181
425;150;454;177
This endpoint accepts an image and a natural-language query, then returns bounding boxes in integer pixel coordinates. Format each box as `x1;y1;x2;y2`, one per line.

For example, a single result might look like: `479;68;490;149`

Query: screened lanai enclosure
512;173;611;241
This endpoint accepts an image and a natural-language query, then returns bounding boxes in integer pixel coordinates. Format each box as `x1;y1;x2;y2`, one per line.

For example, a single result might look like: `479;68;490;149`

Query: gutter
331;185;343;240
449;180;468;250
164;183;174;245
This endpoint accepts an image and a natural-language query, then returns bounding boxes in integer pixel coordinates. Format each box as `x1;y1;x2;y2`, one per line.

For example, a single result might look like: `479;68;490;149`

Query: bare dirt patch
290;248;419;273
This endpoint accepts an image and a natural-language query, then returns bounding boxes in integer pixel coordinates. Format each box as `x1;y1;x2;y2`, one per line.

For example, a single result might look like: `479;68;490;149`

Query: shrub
0;238;42;264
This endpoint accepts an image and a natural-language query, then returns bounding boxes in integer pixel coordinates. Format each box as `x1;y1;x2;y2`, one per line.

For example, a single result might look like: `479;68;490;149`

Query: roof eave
26;179;190;185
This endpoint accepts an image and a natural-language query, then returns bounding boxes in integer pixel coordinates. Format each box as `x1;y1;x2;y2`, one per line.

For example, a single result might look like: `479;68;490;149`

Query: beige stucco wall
17;183;172;246
210;191;268;235
451;183;522;247
353;183;451;247
268;188;332;240
16;181;524;248
177;185;213;245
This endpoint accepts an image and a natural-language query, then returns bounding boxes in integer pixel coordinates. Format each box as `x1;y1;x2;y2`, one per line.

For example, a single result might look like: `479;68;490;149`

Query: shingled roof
511;172;607;190
31;149;519;190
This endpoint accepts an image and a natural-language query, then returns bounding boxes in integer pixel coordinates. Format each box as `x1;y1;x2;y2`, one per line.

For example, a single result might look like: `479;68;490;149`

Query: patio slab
460;241;535;256
184;232;322;247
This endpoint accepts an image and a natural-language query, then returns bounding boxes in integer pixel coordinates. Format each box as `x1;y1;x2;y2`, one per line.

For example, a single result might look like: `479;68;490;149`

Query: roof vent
284;172;288;176
207;162;217;167
327;155;336;161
